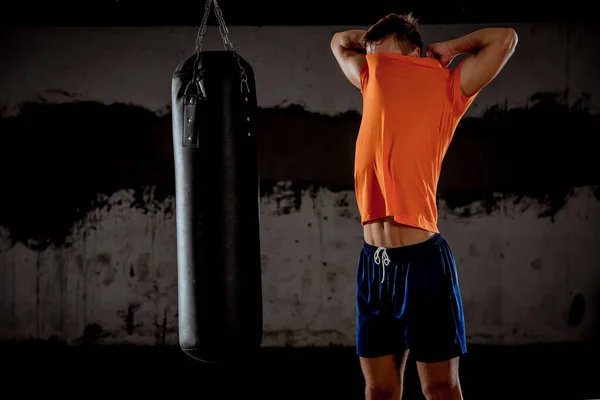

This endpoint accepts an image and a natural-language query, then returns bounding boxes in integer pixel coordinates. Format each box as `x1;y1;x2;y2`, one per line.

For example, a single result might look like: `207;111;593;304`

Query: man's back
355;53;477;233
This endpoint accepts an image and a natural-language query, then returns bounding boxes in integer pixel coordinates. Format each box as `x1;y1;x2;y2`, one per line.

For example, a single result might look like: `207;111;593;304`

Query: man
330;13;517;400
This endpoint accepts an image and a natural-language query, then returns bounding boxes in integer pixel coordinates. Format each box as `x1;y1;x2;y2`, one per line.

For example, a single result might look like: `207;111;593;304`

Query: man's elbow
330;32;342;50
501;28;518;52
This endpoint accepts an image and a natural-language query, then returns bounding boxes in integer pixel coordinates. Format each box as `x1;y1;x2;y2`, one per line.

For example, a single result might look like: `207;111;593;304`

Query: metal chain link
192;0;249;93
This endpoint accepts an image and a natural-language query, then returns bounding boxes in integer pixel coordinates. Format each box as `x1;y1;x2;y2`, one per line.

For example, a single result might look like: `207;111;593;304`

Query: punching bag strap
192;0;250;94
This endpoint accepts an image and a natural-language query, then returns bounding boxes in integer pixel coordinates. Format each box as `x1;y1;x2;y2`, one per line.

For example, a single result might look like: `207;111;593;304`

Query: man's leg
402;234;467;400
360;351;409;400
356;242;407;399
416;357;462;400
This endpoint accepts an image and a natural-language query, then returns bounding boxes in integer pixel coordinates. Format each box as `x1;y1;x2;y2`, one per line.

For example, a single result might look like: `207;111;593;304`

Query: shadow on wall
0;91;598;251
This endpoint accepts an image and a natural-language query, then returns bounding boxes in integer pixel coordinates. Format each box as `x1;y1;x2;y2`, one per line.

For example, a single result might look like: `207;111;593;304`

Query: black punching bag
171;2;263;363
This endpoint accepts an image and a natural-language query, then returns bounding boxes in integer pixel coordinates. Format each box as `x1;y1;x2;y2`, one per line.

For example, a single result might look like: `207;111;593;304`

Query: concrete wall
0;23;598;347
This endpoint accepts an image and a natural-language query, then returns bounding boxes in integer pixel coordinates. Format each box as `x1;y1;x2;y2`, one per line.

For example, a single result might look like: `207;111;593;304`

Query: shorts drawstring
373;247;390;283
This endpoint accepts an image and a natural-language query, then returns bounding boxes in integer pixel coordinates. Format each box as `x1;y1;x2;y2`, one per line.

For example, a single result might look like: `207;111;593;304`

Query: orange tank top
355;53;478;232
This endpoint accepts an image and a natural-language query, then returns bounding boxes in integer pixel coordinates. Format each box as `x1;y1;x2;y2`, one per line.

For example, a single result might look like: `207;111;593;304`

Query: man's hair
362;13;423;54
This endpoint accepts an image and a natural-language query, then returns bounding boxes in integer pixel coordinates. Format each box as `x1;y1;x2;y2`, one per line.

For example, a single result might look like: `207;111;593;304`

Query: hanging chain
189;0;212;93
213;0;249;93
213;1;234;52
193;0;212;55
191;0;249;93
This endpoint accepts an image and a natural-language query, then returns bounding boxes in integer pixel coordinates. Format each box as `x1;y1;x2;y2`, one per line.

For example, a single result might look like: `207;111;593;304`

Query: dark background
1;1;599;399
4;0;599;26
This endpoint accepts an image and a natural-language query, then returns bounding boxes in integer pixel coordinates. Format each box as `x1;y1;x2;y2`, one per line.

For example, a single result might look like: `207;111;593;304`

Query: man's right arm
330;30;368;90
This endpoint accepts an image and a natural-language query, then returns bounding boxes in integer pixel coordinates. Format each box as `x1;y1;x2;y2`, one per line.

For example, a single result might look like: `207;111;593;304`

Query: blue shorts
356;233;467;363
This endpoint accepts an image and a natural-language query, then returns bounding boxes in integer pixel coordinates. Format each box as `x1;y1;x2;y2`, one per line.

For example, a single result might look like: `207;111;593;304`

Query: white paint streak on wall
0;191;179;345
0;187;599;346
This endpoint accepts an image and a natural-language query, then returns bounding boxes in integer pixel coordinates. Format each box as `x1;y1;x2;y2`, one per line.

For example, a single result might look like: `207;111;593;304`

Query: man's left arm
431;28;519;97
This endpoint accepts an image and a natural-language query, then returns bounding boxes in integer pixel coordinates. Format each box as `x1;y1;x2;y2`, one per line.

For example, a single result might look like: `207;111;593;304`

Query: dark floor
1;341;599;399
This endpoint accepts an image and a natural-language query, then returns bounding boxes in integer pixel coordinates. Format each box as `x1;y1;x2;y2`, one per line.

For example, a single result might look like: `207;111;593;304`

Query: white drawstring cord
373;247;390;283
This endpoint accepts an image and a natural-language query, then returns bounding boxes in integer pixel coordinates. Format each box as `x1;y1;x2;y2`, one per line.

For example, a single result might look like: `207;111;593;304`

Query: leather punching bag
171;1;263;363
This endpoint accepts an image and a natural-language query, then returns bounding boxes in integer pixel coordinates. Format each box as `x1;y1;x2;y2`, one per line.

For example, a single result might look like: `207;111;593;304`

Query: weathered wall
0;23;598;347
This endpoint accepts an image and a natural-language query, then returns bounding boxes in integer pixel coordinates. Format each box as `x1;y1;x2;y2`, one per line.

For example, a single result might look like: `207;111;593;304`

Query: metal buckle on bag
182;79;206;148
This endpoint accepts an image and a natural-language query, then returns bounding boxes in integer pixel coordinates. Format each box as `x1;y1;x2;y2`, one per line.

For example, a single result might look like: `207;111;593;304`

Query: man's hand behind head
425;42;457;68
